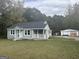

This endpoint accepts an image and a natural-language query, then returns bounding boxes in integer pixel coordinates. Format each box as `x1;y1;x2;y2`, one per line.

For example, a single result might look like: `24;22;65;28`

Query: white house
7;21;52;40
61;29;79;37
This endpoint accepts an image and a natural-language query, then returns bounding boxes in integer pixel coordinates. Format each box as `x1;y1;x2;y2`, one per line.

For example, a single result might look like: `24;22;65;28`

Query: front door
16;30;23;39
16;30;19;38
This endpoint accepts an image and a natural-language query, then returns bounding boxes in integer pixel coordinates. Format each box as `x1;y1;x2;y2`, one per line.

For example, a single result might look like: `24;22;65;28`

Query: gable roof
8;21;48;29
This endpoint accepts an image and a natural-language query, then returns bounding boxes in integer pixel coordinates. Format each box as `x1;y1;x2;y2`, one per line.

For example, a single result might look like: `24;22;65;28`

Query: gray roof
8;21;47;29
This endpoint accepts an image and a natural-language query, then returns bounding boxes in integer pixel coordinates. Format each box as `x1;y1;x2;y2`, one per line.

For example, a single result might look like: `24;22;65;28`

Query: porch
32;29;47;39
13;29;47;40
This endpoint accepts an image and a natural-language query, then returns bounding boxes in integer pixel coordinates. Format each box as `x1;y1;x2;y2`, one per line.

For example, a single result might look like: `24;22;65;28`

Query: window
25;30;30;35
28;30;30;35
38;30;43;34
34;30;37;34
11;30;14;35
34;30;43;34
25;30;27;35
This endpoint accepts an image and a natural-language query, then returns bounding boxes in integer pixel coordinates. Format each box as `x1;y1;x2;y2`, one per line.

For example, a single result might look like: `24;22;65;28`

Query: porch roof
8;21;47;29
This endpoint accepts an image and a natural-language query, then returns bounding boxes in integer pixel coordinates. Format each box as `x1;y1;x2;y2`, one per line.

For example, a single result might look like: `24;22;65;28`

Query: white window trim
24;30;31;36
28;30;30;35
25;30;28;35
11;30;15;35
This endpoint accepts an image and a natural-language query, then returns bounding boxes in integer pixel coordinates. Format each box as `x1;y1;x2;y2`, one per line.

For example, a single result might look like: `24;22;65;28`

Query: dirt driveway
55;36;79;41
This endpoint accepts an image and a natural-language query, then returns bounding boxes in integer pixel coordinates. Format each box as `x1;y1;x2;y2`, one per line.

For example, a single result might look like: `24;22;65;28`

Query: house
7;21;52;40
60;29;79;37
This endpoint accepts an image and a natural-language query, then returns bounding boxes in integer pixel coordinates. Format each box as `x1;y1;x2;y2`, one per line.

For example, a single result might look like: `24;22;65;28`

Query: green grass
0;38;79;59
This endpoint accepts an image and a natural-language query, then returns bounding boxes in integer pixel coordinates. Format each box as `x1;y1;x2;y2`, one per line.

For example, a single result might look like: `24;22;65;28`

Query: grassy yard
0;38;79;59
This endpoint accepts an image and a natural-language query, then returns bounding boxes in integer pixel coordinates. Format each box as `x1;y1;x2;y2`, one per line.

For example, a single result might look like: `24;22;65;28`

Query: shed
61;29;79;37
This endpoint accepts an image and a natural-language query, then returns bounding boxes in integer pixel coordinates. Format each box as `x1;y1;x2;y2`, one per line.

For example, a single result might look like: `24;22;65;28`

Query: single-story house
7;21;52;40
60;29;79;37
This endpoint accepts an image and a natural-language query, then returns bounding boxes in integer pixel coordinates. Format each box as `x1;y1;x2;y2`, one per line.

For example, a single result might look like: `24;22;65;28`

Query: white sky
24;0;78;16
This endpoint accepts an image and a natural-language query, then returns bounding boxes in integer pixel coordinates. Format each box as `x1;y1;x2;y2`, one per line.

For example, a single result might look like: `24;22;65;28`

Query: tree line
0;0;79;38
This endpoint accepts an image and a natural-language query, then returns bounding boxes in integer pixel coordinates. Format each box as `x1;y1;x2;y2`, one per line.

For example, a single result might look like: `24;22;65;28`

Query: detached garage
61;29;79;37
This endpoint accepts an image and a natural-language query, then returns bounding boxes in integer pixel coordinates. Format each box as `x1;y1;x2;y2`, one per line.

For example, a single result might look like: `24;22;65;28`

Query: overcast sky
24;0;78;16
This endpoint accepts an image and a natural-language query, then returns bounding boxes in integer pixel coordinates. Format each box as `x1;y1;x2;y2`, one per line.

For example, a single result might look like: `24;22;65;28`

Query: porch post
43;30;44;34
37;30;38;38
14;29;16;41
43;30;44;39
31;30;33;39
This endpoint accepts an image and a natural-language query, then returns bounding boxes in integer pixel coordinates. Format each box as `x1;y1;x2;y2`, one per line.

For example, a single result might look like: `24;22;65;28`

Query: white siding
7;29;15;39
44;24;51;39
61;30;79;36
22;29;32;39
61;31;70;36
7;24;51;40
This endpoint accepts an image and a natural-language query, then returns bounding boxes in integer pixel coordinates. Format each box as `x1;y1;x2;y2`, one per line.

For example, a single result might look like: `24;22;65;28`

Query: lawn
0;38;79;59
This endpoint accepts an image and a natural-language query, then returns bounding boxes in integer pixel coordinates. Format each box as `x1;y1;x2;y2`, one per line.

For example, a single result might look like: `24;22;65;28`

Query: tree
64;3;79;30
23;8;48;22
0;0;12;37
0;0;24;38
9;0;25;23
48;15;64;34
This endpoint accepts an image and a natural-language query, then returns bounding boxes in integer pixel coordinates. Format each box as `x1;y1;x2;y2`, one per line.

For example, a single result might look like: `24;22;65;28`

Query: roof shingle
8;21;47;29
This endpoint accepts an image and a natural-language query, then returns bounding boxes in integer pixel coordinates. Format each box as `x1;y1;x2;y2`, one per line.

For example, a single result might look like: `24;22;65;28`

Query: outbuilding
61;29;79;37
